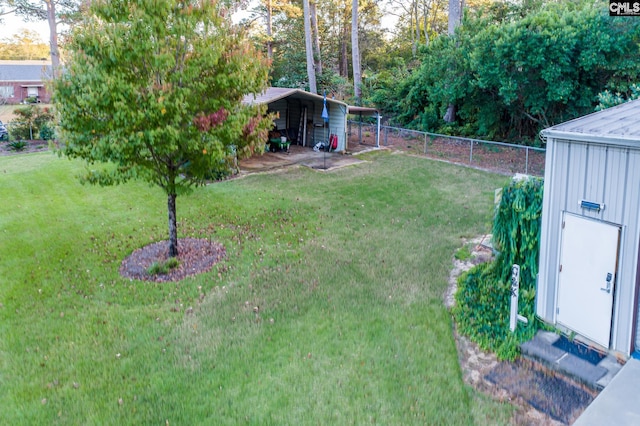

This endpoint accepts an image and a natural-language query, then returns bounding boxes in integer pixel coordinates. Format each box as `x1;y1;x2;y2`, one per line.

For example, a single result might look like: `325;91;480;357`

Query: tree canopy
376;0;640;142
53;0;272;257
0;29;50;60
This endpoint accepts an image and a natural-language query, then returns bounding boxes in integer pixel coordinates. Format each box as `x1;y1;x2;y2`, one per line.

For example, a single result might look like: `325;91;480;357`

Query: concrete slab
521;332;565;364
573;358;640;425
556;353;607;386
520;331;618;391
596;355;624;388
238;144;369;174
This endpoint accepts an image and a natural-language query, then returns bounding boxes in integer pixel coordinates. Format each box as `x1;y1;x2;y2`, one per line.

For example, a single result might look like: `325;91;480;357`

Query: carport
347;106;382;148
243;88;349;152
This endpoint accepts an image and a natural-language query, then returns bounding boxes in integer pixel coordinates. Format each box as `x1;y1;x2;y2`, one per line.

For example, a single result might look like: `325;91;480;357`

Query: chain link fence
348;122;546;176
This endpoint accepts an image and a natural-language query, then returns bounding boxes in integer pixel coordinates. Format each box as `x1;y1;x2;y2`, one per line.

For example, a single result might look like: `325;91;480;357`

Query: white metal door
556;213;620;347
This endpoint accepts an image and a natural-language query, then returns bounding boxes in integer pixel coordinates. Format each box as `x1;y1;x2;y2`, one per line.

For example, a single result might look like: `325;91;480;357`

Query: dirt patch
119;238;225;282
448;237;596;425
348;127;546;176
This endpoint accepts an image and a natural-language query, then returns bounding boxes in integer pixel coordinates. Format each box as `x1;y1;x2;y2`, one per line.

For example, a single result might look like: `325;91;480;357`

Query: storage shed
243;87;349;151
537;99;640;357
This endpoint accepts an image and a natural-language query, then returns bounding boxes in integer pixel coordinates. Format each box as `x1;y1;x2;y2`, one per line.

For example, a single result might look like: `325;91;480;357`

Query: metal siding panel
537;139;557;320
329;104;347;151
623;149;640;353
601;148;628;225
538;139;572;321
268;99;288;130
565;142;588;215
583;145;607;221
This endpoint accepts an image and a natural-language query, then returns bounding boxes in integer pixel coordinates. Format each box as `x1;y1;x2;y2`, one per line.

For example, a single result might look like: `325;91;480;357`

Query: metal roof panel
242;87;348;108
542;99;640;145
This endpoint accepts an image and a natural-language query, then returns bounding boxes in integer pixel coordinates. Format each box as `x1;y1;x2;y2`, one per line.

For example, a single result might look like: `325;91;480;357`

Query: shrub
7;141;27;151
11;105;55;140
39;123;55;140
453;176;543;360
147;257;180;276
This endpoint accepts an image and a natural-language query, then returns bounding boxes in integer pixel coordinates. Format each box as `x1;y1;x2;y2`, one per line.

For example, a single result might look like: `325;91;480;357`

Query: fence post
469;139;473;164
525;147;529;175
424;132;427;154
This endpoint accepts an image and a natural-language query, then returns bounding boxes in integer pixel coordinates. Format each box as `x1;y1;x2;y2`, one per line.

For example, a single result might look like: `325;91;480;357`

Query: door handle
600;272;612;294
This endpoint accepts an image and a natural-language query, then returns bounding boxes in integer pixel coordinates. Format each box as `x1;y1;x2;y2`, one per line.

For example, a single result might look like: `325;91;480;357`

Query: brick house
0;60;53;104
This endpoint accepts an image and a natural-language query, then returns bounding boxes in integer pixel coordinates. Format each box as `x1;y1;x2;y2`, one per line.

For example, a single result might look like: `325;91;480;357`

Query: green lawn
0;150;512;425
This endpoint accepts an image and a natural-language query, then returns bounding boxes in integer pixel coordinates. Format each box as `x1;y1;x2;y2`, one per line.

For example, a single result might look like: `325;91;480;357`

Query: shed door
556;213;620;348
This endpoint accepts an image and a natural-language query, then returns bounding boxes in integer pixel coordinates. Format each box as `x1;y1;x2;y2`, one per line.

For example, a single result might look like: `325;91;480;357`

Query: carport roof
347;105;380;116
542;99;640;146
242;87;348;108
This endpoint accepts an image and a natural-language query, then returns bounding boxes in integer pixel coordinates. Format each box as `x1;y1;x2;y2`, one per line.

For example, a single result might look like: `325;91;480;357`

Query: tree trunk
410;0;417;57
44;0;60;76
444;0;462;123
303;0;317;93
423;0;429;45
448;0;462;35
339;24;348;78
351;0;362;104
310;1;322;76
168;193;178;257
414;0;420;51
266;0;273;60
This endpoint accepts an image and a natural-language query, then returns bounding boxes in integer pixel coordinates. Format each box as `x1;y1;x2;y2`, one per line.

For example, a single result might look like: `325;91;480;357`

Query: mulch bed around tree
119;238;226;282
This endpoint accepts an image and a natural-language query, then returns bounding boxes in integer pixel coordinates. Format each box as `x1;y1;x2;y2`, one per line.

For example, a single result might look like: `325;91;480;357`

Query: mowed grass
0;150;511;425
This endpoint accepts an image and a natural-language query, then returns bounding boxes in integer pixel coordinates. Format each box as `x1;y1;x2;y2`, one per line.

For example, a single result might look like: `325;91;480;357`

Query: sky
1;6;397;44
2;12;51;42
1;9;251;43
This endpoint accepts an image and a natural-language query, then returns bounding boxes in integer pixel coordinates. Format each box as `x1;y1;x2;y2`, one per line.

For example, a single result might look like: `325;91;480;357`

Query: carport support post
376;113;381;148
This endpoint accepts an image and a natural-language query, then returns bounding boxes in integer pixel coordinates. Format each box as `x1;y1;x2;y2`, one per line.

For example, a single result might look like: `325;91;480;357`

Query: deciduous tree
53;0;272;257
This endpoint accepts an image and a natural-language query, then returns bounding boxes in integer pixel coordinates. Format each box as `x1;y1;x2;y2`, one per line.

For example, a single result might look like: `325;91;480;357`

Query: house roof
243;87;348;108
542;99;640;146
0;60;52;82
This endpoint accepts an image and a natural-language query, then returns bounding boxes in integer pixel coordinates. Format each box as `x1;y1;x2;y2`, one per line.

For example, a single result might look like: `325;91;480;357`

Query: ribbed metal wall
537;138;640;355
267;97;347;151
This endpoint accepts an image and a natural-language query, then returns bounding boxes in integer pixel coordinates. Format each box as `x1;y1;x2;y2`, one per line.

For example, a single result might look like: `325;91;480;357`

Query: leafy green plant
38;122;55;140
147;257;180;275
53;0;272;259
10;105;54;140
454;245;472;261
7;140;27;151
454;176;544;359
596;84;640;111
390;1;640;142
